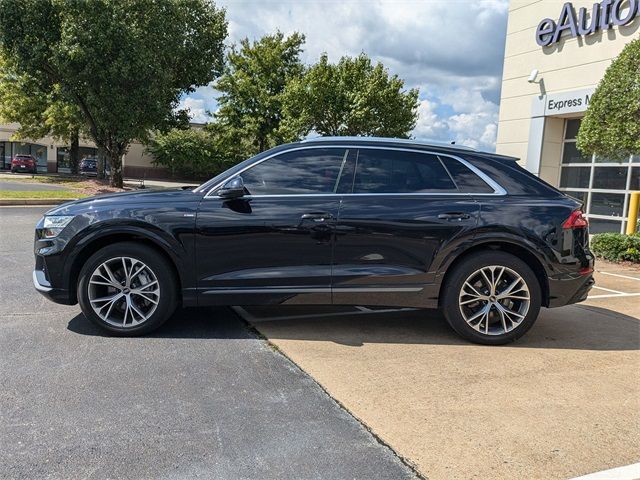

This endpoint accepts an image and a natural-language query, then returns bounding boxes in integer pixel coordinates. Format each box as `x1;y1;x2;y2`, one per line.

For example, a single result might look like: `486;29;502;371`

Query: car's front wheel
442;251;541;345
77;242;178;336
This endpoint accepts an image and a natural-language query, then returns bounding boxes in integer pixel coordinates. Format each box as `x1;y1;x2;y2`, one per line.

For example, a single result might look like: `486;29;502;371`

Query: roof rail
300;136;477;151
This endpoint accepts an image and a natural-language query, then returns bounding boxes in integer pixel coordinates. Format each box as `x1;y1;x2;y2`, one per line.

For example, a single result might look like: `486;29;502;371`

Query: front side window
352;149;457;194
240;148;348;195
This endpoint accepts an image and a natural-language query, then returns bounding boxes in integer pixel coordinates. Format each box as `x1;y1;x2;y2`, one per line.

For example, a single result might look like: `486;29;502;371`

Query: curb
0;198;77;206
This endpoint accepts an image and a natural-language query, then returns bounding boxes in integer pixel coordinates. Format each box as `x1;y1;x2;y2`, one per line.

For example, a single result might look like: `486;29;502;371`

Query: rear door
332;148;481;308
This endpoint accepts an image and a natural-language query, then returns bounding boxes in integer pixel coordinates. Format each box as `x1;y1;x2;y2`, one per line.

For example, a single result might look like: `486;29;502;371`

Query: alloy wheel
88;256;160;328
458;265;530;336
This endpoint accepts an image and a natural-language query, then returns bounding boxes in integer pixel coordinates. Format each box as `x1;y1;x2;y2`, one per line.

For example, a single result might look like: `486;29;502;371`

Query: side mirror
218;176;245;199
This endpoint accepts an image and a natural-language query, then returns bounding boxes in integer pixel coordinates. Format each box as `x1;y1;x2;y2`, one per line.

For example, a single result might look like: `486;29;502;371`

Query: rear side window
440;156;494;193
351;149;457;193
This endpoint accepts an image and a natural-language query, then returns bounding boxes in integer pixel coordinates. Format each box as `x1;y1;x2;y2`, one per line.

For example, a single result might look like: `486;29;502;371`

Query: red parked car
11;154;38;174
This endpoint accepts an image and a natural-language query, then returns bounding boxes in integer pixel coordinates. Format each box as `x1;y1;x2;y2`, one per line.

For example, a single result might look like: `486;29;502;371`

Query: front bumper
33;268;74;304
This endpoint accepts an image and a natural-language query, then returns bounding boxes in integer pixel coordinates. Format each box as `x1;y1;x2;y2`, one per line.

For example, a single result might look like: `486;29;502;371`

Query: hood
46;188;202;216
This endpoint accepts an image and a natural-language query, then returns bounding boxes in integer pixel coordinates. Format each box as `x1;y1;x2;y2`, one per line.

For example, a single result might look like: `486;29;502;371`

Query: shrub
590;232;640;263
146;128;234;180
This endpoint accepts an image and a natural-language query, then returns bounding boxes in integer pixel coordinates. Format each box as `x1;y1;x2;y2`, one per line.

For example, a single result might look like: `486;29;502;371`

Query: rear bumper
547;271;595;307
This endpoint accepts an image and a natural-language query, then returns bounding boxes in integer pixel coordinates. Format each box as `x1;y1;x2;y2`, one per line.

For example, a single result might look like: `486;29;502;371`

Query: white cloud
413;99;449;141
448;112;498;149
412;90;499;150
177;96;210;123
185;0;509;150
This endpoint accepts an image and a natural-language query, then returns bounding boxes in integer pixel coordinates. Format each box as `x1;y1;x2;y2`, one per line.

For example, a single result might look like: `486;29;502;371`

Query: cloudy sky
180;0;509;151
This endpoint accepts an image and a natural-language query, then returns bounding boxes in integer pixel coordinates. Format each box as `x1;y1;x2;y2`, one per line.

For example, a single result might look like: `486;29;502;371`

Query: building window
3;142;47;172
0;142;6;169
558;119;636;234
56;146;97;173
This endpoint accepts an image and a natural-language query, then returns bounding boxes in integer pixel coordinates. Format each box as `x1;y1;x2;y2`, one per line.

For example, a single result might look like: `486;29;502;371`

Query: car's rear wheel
442;251;541;345
78;242;177;336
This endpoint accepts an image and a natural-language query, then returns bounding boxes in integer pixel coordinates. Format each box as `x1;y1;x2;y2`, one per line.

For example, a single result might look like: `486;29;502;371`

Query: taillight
562;210;588;229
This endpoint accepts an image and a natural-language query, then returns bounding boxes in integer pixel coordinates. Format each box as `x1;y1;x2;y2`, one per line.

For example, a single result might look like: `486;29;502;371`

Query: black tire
77;242;178;336
441;250;542;345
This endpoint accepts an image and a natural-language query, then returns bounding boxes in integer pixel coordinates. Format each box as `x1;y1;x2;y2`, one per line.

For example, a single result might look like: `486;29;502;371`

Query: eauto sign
536;0;640;47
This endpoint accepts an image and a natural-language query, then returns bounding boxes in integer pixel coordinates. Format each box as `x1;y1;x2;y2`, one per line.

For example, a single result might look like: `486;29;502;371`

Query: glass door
558;119;636;233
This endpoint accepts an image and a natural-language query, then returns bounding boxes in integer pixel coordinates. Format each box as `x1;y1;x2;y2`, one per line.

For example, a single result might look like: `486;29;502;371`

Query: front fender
62;219;196;304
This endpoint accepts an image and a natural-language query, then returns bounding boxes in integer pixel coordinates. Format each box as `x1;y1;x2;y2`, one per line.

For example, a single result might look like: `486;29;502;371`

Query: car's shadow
68;304;639;351
67;307;254;340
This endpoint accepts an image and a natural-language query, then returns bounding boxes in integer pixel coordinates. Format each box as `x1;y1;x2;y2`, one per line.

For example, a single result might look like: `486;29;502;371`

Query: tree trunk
109;148;124;188
96;146;107;180
69;130;80;175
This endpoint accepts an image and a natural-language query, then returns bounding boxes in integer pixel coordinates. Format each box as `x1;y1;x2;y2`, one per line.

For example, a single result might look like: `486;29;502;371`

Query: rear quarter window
439;156;494;193
466;155;562;196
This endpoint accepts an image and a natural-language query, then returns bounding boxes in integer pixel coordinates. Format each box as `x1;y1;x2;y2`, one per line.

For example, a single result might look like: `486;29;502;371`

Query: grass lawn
0;190;87;199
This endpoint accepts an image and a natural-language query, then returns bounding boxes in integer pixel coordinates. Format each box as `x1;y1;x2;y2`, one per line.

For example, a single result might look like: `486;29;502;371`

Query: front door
195;147;351;306
332;147;480;308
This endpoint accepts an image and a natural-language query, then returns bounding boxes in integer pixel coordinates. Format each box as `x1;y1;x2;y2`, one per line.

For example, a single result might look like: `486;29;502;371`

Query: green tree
577;38;640;160
281;53;419;138
215;32;305;155
0;55;85;173
146;127;234;180
0;0;227;187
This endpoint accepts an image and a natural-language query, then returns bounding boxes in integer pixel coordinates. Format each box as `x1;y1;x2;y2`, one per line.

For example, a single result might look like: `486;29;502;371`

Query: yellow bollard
627;191;640;235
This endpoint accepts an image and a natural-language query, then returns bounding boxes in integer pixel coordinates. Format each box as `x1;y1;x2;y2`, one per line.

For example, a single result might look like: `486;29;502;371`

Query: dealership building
497;0;640;233
0;123;162;178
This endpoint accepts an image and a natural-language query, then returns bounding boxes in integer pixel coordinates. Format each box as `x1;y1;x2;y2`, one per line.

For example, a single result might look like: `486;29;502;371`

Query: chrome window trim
204;145;506;198
300;135;477;151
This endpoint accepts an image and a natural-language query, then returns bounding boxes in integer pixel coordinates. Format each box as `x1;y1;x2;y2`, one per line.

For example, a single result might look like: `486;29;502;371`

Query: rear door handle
438;212;471;221
300;212;334;223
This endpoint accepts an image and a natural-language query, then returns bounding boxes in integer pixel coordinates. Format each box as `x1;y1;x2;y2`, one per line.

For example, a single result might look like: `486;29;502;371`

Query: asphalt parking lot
0;207;417;480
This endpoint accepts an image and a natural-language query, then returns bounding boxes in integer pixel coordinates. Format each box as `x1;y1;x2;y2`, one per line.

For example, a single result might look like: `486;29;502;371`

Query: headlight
42;215;75;238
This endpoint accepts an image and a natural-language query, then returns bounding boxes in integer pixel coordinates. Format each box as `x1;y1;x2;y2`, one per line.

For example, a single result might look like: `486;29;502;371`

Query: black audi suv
33;137;594;344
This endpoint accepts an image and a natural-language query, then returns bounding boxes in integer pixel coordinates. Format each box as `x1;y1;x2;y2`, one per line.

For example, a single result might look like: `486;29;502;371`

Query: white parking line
568;462;640;480
598;271;640;282
591;285;625;294
587;293;640;299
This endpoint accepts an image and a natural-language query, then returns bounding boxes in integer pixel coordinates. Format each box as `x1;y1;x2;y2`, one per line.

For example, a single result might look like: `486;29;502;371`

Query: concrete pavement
0;207;418;480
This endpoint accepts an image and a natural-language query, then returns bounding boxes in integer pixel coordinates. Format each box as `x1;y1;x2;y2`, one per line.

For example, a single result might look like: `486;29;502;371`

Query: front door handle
300;212;334;223
438;212;471;221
